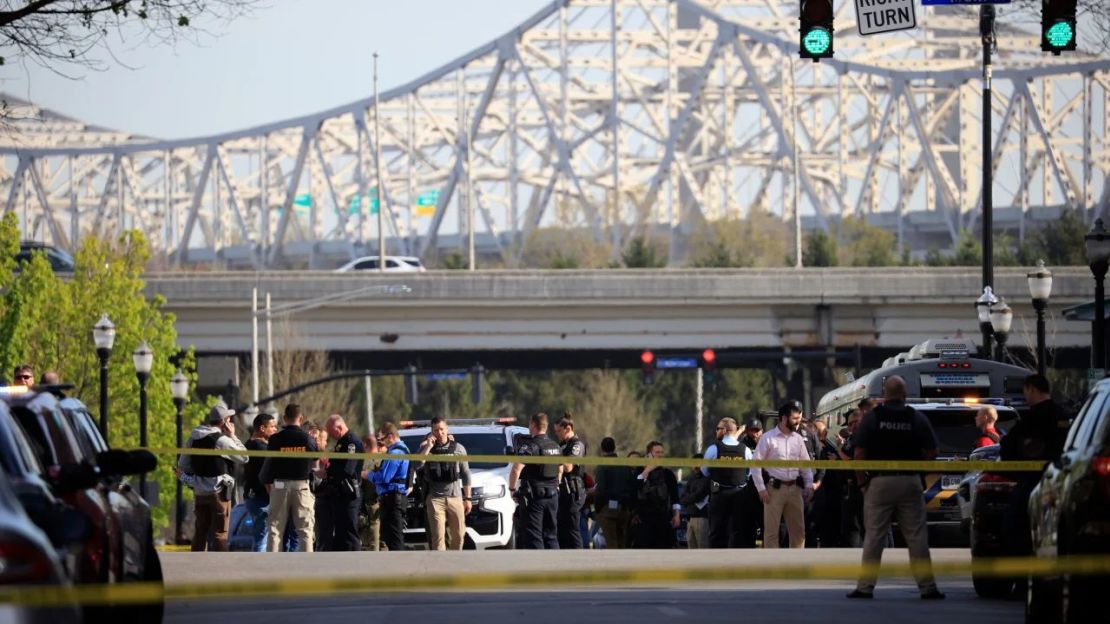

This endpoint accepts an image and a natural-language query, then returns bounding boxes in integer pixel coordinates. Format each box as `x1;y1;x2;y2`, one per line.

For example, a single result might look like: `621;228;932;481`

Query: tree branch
0;0;67;29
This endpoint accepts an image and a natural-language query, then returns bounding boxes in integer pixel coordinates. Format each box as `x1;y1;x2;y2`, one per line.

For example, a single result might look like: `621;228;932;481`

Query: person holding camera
413;417;472;550
750;401;814;549
176;401;248;551
315;414;365;551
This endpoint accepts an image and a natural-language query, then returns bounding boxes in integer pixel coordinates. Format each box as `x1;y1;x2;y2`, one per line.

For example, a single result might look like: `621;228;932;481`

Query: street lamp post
1027;260;1054;377
1086;219;1110;373
132;342;153;500
170;370;189;544
989;298;1013;363
976;287;998;358
92;314;116;439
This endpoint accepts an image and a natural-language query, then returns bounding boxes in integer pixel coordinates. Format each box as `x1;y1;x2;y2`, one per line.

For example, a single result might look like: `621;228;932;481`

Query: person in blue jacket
368;421;410;551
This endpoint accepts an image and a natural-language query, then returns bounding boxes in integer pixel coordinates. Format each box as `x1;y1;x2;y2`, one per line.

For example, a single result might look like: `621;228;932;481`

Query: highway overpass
147;267;1095;370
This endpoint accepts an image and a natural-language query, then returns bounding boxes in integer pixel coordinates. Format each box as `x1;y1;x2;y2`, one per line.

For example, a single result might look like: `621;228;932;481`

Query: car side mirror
50;463;99;495
97;449;157;476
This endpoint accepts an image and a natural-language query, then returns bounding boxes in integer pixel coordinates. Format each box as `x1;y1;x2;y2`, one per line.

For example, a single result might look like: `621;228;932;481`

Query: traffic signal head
641;350;655;385
1041;0;1077;54
701;349;718;387
800;0;834;61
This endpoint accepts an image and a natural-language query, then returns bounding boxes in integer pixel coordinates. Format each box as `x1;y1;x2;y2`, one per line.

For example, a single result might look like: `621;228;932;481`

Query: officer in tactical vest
414;416;472;550
554;413;587;549
260;403;318;552
509;412;564;549
316;415;365;551
177;401;248;551
847;375;944;600
701;417;752;548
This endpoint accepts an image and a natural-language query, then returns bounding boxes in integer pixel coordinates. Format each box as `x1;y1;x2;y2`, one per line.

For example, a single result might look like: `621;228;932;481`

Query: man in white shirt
751;401;814;548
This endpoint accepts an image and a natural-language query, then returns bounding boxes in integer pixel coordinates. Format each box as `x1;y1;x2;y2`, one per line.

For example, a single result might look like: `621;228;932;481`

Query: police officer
847;376;944;600
701;417;750;548
260;404;318;552
736;418;764;548
509;412;563;549
315;414;365;551
554;413;587;549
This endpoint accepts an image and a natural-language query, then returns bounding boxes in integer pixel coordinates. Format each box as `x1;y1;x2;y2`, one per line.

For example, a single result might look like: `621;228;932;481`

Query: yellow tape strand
136;447;1046;472
3;555;1109;607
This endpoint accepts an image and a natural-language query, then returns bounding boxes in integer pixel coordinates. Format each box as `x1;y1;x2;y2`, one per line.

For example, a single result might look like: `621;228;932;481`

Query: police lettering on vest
708;441;748;486
427;441;460;483
519;435;561;482
190;432;230;477
857;403;935;463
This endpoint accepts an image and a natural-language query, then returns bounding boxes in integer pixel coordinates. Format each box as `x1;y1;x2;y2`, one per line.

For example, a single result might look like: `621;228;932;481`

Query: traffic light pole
695;367;704;454
980;5;995;356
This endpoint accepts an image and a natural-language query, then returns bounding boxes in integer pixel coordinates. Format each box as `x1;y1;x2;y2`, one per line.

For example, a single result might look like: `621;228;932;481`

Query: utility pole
980;5;996;354
374;52;385;273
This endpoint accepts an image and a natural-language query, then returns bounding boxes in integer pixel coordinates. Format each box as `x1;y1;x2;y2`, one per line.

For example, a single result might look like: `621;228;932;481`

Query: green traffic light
1045;20;1075;50
803;27;831;56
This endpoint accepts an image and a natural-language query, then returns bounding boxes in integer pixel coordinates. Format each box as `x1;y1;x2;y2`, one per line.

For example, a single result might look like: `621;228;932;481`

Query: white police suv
399;418;526;549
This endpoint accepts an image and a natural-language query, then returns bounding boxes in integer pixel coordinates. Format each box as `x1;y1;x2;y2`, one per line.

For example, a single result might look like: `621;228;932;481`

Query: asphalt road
159;549;1023;624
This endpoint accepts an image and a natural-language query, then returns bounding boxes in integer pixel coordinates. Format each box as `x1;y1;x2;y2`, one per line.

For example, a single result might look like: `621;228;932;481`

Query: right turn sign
855;0;917;36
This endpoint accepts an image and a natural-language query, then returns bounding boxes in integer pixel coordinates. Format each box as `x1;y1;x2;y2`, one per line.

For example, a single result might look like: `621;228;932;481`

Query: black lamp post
92;314;116;439
170;369;189;544
1086;219;1110;373
989;298;1013;362
976;286;998;358
132;341;153;500
1027;260;1054;377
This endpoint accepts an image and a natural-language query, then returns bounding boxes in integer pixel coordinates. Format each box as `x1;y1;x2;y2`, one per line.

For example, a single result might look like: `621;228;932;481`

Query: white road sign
855;0;917;36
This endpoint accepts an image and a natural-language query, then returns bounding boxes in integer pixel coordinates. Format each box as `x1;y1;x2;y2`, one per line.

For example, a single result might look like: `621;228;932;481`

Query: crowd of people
169;371;1070;600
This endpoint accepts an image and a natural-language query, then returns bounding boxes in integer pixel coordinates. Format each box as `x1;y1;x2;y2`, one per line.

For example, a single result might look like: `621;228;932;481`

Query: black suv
15;241;75;273
1026;380;1110;624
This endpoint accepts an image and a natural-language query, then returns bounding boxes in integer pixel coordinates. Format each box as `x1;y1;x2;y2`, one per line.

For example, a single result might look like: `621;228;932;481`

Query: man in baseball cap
177;400;247;551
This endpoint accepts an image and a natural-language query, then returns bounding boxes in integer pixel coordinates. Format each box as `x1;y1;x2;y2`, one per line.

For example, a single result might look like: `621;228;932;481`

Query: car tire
1025;576;1062;624
973;574;1013;599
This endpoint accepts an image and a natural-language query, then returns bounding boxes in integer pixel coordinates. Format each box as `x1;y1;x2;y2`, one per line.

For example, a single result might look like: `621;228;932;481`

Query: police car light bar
400;417;516;428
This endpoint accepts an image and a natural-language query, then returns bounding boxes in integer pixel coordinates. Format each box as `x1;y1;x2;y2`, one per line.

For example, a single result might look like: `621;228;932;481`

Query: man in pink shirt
751;401;815;548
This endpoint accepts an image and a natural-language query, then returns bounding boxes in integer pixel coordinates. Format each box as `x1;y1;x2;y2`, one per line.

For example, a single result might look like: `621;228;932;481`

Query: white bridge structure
1;0;1109;268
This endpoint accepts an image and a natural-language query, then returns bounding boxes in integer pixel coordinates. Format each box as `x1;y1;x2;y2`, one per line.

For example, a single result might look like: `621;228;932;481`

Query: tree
803;229;838;267
839;217;899;266
621;235;667;268
0;221;202;531
0;1;258;70
687;211;792;268
1019;207;1087;266
521;227;611;269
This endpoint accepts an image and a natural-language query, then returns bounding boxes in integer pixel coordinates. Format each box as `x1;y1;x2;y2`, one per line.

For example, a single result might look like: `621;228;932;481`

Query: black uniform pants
840;485;865;548
557;479;586;549
518;482;559;550
634;511;675;549
708;486;744;548
317;493;361;551
380;491;408;552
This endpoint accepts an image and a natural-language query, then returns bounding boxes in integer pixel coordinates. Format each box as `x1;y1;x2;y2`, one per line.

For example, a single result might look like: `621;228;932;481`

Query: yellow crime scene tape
3;555;1110;607
142;446;1047;473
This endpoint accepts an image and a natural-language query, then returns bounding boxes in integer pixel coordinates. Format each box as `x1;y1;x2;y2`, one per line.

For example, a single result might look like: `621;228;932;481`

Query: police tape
3;554;1110;607
138;446;1047;472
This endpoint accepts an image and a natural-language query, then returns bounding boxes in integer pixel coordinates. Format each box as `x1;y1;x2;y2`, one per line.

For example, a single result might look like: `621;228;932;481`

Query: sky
0;0;552;140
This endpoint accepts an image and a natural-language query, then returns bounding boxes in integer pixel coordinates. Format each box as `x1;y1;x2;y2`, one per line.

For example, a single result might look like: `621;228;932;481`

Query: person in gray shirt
414;416;472;550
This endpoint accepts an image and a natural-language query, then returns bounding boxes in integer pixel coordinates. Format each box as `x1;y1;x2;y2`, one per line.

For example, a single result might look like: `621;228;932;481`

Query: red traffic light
702;349;716;364
641;350;655;365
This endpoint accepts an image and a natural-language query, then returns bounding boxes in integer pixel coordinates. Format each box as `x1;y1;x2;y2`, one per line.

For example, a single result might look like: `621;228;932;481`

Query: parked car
0;462;82;624
14;241;75;273
1026;380;1110;624
334;255;425;273
955;443;1018;597
2;387;162;621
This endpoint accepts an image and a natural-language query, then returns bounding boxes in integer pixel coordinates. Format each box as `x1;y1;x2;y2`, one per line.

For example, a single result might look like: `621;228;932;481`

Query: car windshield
0;410;45;476
921;409;1018;456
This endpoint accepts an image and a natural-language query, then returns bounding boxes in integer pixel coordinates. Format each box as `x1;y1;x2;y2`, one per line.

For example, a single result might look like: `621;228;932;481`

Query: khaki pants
763;485;805;549
855;476;937;594
360;500;381;551
686;517;709;549
426;495;466;551
192;494;230;551
267;479;315;552
597;507;632;549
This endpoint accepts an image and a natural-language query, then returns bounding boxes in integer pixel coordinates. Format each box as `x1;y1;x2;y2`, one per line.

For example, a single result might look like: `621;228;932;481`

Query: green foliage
521;227;611;269
1019;208;1087;266
803;229;838;267
438;252;467;270
621;236;667;268
0;230;195;531
687;212;791;268
925;229;1023;267
839;217;899;266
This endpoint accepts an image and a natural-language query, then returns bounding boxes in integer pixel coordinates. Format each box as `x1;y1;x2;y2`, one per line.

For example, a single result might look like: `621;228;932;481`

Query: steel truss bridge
1;0;1109;268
